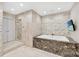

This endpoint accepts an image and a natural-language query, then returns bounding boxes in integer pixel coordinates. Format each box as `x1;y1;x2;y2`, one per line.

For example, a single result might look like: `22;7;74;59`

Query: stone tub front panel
33;38;79;57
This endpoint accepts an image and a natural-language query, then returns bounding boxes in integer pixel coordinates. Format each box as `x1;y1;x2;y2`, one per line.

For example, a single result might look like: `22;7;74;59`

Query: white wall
70;3;79;43
41;11;70;36
0;3;3;56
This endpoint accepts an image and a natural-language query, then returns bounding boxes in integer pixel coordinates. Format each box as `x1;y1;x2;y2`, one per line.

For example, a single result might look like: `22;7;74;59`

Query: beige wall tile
41;11;70;36
16;10;41;47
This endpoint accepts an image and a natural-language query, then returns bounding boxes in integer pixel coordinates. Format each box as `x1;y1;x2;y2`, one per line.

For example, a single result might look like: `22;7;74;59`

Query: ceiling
3;2;74;16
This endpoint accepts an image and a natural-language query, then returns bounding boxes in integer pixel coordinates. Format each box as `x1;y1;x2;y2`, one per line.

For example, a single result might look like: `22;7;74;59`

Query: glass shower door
3;17;9;43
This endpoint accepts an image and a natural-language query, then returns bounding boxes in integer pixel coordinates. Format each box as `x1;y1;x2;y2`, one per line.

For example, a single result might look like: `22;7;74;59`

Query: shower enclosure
3;17;15;43
3;15;23;53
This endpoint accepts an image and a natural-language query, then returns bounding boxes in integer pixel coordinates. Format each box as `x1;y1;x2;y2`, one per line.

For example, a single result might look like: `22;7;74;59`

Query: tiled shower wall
41;11;70;36
16;10;41;47
15;18;22;41
16;10;33;47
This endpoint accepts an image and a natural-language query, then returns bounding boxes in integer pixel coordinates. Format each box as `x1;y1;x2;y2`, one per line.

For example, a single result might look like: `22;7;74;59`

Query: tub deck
33;37;79;57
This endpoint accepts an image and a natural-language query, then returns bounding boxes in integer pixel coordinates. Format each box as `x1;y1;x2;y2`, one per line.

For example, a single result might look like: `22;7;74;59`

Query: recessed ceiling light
11;8;14;11
20;3;24;7
43;11;47;15
57;8;61;10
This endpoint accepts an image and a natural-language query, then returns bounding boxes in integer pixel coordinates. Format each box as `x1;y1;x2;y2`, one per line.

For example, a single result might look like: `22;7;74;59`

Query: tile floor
3;40;24;53
3;45;61;57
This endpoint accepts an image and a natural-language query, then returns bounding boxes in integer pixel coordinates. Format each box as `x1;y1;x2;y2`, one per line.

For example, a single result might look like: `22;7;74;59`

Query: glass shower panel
3;17;9;43
3;17;15;43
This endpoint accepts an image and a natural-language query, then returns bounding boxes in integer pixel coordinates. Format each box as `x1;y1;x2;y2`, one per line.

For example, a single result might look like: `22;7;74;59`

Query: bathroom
0;2;79;57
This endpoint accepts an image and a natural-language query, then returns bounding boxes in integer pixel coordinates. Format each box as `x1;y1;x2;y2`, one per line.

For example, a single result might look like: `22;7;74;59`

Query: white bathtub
36;35;69;42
